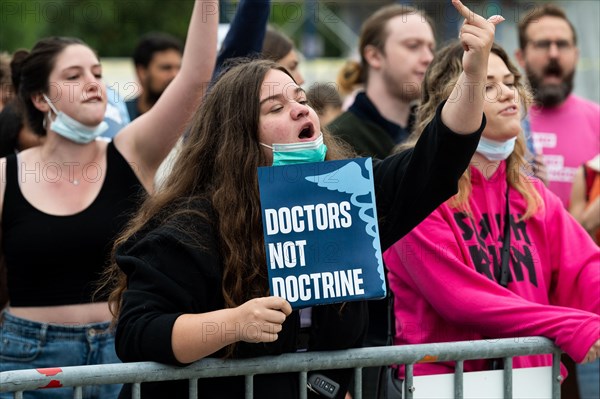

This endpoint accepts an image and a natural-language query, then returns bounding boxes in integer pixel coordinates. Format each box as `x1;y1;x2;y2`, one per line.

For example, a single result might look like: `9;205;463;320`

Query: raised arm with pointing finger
384;1;599;382
105;4;512;399
441;0;504;134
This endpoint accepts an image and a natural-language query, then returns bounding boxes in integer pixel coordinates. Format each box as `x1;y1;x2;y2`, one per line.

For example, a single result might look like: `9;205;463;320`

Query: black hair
0;101;24;157
132;32;183;68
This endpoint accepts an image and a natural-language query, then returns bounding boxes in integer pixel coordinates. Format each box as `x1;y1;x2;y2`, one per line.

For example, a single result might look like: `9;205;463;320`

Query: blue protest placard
258;158;386;309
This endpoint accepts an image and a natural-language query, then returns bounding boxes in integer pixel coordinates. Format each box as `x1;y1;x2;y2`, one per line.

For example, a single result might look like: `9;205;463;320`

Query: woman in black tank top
0;3;218;399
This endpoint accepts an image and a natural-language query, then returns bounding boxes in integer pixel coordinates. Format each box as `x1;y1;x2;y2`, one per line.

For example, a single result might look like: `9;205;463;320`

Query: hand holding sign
235;296;292;343
452;0;504;78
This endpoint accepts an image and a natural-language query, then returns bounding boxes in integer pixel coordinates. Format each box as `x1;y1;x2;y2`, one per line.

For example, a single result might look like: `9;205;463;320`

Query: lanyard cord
499;184;511;287
489;184;512;371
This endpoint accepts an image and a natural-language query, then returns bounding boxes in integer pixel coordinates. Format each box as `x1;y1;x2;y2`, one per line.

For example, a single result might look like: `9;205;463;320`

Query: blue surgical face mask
43;94;108;144
476;136;517;161
260;133;328;166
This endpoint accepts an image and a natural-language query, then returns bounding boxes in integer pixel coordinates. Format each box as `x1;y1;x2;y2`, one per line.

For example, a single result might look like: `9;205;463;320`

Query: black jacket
115;102;485;398
327;92;416;159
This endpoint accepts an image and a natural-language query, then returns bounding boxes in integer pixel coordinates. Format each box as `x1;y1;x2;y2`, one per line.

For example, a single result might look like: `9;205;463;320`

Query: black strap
385;266;395;346
499;185;511;287
490;185;512;371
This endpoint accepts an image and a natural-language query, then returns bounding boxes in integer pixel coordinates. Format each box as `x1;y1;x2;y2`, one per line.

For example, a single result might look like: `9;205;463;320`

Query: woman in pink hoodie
384;40;600;380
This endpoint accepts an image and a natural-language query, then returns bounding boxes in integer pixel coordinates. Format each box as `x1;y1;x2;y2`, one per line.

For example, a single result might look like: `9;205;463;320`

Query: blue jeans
577;359;600;399
0;311;121;399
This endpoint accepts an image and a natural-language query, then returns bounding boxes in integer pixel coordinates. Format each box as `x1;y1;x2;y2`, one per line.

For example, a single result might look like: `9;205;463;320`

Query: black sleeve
213;0;271;79
374;101;485;251
114;220;222;366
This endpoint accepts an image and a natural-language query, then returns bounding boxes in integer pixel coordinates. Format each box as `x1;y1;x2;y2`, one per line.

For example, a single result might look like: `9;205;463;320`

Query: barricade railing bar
0;337;562;399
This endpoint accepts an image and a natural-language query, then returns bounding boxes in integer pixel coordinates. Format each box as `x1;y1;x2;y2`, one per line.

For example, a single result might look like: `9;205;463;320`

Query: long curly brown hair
101;59;354;324
399;42;541;219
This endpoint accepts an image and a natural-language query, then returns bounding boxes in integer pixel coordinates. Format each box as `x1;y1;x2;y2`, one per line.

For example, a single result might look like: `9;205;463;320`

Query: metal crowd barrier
0;337;562;399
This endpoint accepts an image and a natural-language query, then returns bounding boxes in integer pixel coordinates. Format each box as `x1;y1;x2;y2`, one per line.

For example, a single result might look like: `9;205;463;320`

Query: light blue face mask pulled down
476;136;517;161
43;94;108;144
260;133;328;166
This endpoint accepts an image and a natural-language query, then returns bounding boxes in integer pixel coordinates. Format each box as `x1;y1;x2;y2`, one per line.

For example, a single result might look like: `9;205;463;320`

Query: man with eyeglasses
515;4;600;210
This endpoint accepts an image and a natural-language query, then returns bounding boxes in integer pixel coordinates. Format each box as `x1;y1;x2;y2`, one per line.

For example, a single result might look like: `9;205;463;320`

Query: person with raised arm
0;2;218;398
103;1;503;398
384;0;600;387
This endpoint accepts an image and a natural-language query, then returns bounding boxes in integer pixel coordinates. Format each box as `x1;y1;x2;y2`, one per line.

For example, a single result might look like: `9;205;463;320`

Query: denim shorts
0;311;121;399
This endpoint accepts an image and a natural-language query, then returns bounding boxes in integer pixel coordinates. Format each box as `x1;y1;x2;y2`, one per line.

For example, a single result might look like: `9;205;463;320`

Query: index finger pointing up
452;0;473;20
452;0;485;25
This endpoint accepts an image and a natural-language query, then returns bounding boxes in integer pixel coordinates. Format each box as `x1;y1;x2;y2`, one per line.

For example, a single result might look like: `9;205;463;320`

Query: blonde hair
401;42;541;219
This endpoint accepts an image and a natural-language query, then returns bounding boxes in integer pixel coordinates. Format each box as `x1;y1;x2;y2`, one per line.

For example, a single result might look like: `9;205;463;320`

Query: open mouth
541;74;563;85
544;72;562;79
298;123;315;139
543;61;563;80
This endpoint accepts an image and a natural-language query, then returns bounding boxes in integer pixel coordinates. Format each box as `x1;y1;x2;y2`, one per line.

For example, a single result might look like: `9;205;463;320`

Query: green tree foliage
0;0;345;57
0;0;194;56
